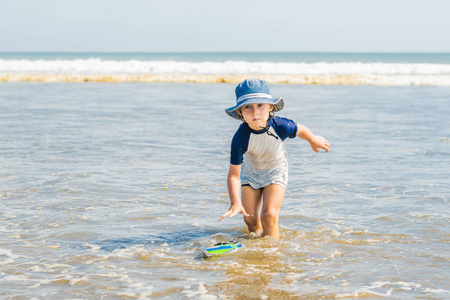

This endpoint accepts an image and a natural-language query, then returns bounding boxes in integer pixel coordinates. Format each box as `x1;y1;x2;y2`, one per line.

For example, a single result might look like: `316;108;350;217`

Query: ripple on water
0;83;449;298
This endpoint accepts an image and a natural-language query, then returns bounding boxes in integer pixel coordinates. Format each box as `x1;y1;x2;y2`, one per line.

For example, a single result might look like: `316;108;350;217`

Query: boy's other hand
311;135;330;153
218;204;250;221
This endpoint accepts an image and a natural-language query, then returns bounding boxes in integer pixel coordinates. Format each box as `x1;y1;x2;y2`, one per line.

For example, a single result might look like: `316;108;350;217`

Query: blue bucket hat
225;78;284;120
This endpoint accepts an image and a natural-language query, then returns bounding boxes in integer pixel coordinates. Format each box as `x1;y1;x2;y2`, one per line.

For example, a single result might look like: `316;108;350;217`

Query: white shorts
241;167;288;189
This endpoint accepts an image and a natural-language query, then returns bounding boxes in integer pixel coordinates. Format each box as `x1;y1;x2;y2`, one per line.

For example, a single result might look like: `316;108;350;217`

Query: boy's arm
218;164;249;221
296;123;330;153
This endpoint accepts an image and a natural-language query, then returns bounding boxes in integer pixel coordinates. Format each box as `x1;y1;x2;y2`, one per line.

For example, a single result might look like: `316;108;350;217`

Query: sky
1;0;449;53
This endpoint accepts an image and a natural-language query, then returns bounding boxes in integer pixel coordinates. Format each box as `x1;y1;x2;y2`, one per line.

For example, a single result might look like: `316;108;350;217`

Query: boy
219;79;330;239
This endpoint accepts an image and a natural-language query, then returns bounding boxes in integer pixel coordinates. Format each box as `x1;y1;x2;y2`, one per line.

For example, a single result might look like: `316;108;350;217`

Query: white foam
104;245;154;259
44;263;73;269
358;281;446;297
285;273;306;280
335;292;361;298
182;282;216;299
4;275;29;281
69;275;89;286
83;244;101;252
0;248;20;265
1;59;450;76
423;288;450;294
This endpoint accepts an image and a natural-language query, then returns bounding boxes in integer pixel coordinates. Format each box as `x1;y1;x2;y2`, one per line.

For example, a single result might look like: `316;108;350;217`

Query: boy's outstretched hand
296;124;330;153
310;135;330;153
218;203;250;221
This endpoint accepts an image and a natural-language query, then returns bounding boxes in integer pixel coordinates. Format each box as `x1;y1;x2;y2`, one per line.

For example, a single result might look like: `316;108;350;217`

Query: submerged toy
202;241;242;257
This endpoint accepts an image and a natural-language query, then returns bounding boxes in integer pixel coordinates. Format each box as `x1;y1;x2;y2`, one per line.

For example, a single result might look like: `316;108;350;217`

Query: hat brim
225;97;284;120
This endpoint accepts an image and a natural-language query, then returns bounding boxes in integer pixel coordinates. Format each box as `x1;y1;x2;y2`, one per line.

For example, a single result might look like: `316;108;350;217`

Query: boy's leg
261;184;285;239
241;186;263;233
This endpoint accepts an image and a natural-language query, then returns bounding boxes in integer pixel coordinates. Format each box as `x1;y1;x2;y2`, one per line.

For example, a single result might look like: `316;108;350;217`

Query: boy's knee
261;210;279;226
244;215;260;231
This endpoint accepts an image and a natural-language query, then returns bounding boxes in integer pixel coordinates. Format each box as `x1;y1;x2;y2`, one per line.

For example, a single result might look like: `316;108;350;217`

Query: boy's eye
257;104;263;107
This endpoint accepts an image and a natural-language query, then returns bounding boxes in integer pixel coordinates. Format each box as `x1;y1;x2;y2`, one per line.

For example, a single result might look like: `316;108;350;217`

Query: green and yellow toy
202;241;242;257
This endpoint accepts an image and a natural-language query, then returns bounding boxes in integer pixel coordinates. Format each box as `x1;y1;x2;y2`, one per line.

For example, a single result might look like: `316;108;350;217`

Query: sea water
0;80;449;299
1;52;450;85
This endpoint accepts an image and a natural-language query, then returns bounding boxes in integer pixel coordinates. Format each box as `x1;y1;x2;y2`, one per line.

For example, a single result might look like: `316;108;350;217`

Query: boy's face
238;103;273;130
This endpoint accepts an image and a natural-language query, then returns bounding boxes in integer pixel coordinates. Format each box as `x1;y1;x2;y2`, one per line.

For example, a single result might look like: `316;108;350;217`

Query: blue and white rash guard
230;116;298;189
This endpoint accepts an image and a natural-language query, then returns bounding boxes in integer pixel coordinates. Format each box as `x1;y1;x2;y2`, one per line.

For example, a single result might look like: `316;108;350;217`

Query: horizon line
1;50;450;54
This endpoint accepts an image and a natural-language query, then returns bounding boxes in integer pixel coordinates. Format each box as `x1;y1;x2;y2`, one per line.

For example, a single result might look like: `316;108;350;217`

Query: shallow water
0;83;449;299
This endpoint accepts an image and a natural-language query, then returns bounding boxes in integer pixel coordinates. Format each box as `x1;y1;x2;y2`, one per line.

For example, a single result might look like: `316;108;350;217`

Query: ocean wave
1;59;450;85
2;59;450;75
2;73;450;86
